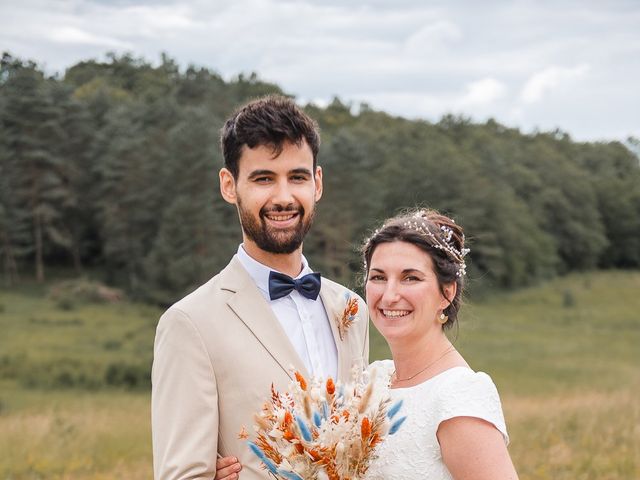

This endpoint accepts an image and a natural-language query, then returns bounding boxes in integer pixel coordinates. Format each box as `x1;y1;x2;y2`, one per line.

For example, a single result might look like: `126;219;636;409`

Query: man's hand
215;456;242;480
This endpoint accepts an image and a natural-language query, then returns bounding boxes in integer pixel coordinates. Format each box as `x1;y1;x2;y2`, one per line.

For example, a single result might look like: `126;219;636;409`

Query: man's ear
219;168;237;204
314;166;323;202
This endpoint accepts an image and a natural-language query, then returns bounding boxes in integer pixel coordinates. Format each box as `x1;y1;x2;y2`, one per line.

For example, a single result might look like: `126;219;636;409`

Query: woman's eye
369;275;385;281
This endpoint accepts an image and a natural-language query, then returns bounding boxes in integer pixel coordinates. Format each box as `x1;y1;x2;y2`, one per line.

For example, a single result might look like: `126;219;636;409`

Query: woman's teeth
382;310;410;318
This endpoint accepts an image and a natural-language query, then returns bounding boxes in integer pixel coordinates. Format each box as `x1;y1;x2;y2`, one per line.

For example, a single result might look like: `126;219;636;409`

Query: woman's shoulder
434;367;509;444
436;367;501;403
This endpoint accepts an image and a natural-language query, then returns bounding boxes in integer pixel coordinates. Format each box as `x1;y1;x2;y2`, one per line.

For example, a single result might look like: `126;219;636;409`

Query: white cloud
404;20;463;54
456;77;506;108
521;64;590;104
0;0;638;141
46;27;133;49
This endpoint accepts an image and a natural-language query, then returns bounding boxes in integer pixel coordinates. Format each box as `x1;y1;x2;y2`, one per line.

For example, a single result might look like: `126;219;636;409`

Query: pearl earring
438;312;448;324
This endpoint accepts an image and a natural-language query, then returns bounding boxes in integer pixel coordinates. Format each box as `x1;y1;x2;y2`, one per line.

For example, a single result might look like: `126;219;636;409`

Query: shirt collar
236;244;314;295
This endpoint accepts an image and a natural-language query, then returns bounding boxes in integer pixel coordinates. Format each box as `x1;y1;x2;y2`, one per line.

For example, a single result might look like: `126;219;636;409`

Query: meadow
1;271;638;479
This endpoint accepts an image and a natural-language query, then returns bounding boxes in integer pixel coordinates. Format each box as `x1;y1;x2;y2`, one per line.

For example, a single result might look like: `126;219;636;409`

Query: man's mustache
260;206;304;216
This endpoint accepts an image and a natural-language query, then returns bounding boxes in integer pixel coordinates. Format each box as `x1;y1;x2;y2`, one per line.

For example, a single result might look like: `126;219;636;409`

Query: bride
215;208;518;480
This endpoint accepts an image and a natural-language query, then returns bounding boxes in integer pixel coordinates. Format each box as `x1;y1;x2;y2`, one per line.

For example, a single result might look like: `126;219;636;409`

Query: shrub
563;289;576;308
104;362;151;390
103;340;122;351
48;278;125;306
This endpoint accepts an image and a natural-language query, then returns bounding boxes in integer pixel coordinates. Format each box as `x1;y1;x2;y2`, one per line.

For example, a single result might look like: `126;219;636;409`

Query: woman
216;208;518;480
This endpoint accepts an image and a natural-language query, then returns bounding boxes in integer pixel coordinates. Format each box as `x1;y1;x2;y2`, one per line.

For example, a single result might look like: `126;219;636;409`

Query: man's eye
291;175;308;182
254;177;271;183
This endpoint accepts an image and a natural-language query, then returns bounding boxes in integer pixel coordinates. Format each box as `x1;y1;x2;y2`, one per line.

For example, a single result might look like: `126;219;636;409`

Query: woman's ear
441;282;457;310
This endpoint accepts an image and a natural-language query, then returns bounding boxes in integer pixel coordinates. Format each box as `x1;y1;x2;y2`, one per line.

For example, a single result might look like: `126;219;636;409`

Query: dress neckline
388;365;471;391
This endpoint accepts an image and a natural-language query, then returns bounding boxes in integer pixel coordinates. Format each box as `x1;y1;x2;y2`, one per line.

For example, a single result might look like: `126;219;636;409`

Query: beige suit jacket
152;256;370;479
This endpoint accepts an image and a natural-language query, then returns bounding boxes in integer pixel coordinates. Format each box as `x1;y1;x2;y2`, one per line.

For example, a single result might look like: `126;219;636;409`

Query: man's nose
271;179;296;207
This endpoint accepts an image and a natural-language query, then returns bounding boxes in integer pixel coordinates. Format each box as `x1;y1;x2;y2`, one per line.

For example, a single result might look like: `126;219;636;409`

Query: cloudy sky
2;0;639;142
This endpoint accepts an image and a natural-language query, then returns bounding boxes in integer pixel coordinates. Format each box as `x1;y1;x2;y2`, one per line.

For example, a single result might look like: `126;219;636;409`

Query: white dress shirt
236;245;338;379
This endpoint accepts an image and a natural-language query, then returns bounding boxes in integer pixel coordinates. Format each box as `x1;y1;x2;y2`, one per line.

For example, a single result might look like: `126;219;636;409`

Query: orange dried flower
283;411;293;426
295;371;308;391
326;378;335;395
348;298;359;315
237;425;249;440
361;416;371;440
308;449;322;461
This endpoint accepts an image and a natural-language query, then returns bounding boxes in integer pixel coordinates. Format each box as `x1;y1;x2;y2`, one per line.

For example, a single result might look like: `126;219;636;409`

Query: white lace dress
365;360;509;480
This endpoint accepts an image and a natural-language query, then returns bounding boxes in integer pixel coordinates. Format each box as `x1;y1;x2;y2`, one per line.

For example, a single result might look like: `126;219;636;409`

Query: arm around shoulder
357;294;370;363
152;307;219;480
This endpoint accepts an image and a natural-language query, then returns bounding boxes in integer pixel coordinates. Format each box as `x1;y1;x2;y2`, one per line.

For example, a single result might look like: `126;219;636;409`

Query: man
151;95;369;479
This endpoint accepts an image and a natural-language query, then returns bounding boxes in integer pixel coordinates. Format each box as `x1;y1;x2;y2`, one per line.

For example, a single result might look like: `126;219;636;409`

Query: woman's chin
375;324;411;344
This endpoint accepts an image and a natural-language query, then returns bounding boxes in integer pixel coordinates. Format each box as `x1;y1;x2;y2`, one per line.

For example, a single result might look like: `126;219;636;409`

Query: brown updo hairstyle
361;208;467;330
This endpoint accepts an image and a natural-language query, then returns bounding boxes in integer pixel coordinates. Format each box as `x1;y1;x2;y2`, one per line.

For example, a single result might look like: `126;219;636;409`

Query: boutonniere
336;292;359;341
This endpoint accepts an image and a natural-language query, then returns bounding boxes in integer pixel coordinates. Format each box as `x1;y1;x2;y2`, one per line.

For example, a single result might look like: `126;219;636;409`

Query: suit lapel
319;280;351;382
221;257;309;380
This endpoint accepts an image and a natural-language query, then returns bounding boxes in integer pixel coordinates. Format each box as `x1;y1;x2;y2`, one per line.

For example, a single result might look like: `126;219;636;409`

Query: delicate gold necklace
392;346;456;383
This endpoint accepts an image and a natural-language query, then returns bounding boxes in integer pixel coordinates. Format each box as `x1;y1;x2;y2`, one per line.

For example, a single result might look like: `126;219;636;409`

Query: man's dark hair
220;95;321;178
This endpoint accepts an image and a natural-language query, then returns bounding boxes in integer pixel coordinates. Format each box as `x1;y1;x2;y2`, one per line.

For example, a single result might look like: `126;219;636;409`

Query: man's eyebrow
247;169;275;179
289;168;313;176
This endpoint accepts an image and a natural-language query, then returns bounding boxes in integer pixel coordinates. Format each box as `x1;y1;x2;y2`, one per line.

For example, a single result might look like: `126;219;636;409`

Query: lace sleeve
436;369;509;445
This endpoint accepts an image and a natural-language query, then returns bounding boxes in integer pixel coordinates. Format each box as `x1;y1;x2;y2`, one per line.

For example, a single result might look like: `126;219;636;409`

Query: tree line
1;52;639;303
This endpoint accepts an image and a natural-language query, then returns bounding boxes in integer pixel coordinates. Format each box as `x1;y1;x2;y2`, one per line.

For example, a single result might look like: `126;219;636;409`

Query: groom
151;95;369;479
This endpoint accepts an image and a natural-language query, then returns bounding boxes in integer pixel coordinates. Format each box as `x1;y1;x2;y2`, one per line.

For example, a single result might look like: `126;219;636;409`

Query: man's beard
238;200;315;254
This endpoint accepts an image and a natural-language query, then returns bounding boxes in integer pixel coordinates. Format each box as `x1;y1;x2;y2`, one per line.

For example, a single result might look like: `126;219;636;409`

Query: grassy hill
1;271;638;479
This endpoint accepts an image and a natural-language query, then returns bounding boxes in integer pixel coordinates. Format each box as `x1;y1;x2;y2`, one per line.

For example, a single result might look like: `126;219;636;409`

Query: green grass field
1;271;639;479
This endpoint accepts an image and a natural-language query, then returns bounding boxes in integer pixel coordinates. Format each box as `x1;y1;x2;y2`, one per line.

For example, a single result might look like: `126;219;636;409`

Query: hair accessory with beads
402;213;470;277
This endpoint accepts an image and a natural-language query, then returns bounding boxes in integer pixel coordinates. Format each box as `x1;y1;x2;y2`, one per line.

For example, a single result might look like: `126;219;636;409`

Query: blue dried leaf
387;399;404;419
296;416;313;442
247;441;278;474
313;411;322;427
389;415;407;435
277;469;304;480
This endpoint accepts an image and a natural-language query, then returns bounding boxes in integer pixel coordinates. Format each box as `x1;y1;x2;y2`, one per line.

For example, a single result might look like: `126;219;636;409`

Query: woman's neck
389;333;455;386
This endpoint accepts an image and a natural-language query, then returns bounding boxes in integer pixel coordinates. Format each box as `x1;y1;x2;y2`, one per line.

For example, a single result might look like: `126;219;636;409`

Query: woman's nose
381;281;401;304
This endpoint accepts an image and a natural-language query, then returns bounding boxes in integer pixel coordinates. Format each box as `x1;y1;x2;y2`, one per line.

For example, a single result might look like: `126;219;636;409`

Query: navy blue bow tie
268;271;321;301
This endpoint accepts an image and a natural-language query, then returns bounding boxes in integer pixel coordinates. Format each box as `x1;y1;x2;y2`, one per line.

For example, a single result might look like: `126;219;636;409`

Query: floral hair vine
403;213;470;277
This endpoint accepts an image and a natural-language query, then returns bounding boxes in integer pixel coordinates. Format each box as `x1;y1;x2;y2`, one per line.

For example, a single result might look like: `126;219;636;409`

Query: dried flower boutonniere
337;292;359;341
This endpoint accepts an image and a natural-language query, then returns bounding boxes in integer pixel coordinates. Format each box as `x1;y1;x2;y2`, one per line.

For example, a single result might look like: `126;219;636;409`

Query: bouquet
246;367;406;480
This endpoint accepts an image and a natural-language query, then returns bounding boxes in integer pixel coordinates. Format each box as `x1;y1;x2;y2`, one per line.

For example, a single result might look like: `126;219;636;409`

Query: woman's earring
438;312;448;324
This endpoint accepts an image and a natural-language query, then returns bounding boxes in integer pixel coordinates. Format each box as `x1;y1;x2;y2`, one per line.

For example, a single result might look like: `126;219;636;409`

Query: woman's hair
361;208;469;329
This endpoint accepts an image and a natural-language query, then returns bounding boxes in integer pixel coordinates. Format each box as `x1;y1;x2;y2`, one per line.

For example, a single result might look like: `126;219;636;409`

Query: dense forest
1;51;639;303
